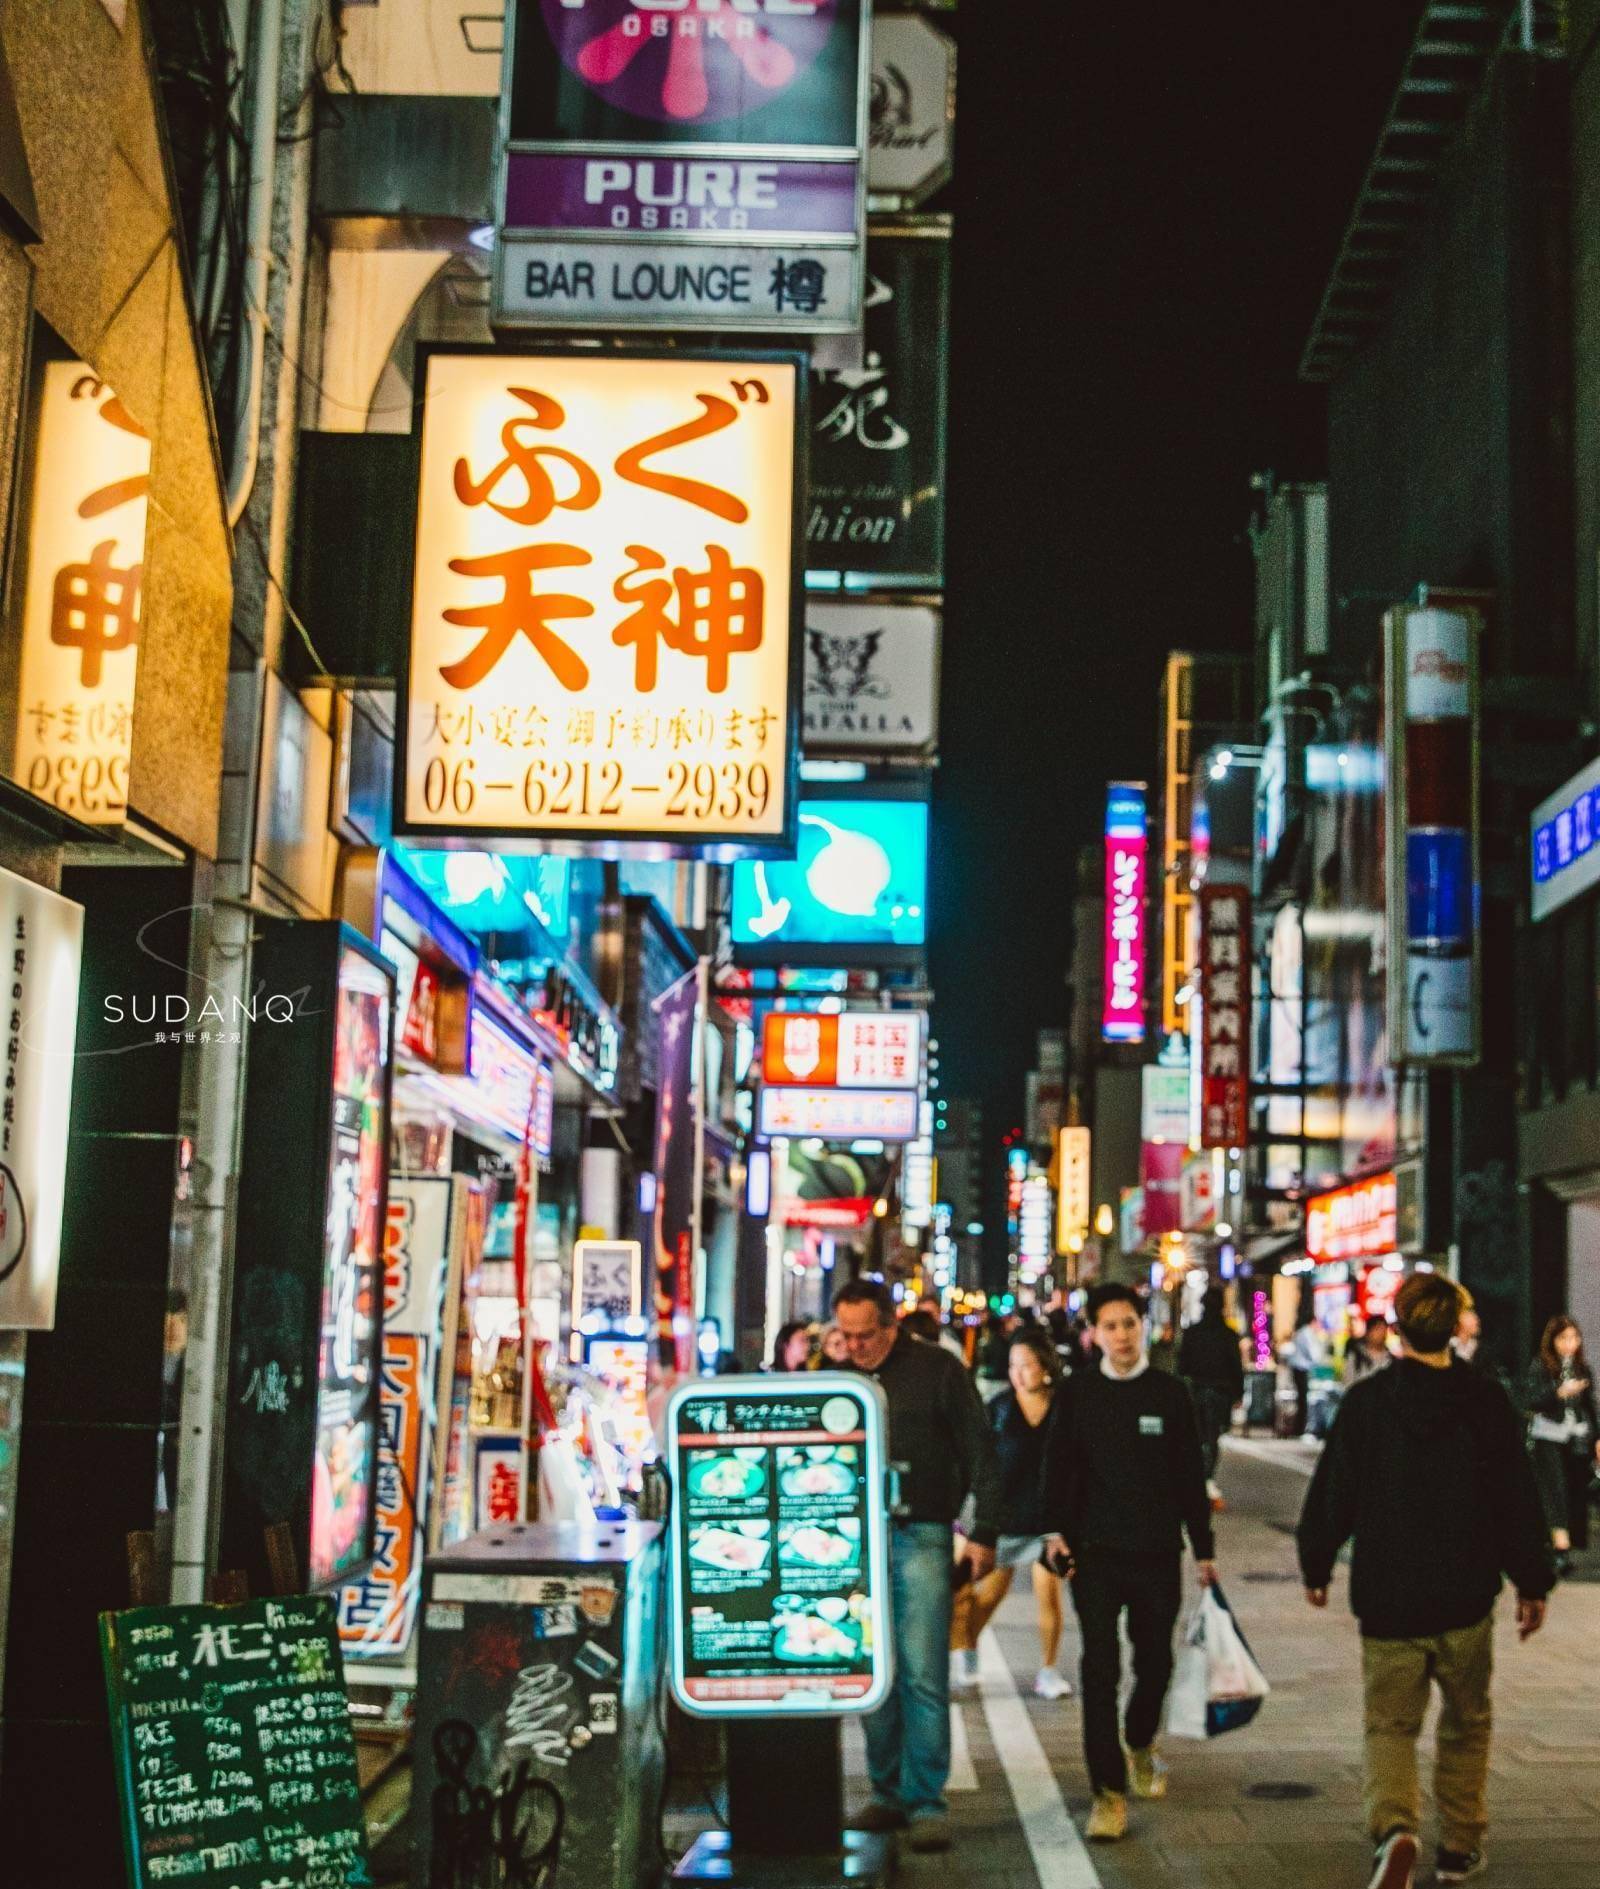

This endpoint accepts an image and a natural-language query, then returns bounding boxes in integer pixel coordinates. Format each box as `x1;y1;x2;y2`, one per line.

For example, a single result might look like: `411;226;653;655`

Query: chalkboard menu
666;1373;891;1718
100;1595;372;1888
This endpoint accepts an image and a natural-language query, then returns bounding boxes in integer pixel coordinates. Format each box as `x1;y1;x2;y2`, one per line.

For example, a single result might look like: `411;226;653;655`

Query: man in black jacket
1041;1282;1217;1843
1297;1272;1553;1889
834;1278;1001;1854
1177;1287;1246;1501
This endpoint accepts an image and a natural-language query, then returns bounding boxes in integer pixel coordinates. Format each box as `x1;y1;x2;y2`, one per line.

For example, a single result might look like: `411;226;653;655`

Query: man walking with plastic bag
1040;1283;1217;1844
1296;1273;1554;1889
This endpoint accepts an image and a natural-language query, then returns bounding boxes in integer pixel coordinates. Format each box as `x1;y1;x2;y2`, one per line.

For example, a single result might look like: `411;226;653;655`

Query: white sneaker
1033;1666;1073;1700
950;1648;979;1692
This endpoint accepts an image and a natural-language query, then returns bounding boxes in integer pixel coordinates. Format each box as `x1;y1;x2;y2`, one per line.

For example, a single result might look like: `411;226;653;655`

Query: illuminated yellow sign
1056;1125;1091;1254
401;351;800;853
14;362;150;824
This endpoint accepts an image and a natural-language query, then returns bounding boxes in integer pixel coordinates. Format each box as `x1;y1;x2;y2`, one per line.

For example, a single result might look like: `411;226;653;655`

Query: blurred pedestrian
901;1308;941;1345
1177;1287;1245;1505
1040;1282;1217;1844
818;1324;852;1367
770;1320;814;1372
1286;1319;1325;1435
1348;1318;1394;1382
833;1279;1000;1855
1297;1273;1553;1889
975;1312;1014;1402
917;1292;968;1362
1523;1314;1600;1568
950;1329;1075;1701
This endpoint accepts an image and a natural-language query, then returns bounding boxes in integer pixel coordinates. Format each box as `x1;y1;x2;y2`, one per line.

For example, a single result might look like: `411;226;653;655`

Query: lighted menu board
99;1595;371;1888
666;1373;891;1718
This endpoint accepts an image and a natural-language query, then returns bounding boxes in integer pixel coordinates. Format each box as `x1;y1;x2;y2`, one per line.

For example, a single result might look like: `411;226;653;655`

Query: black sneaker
1367;1830;1418;1889
1435;1848;1486;1884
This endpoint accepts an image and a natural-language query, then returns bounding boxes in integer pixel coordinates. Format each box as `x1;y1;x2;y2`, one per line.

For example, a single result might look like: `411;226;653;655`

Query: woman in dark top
951;1330;1075;1700
1523;1314;1600;1565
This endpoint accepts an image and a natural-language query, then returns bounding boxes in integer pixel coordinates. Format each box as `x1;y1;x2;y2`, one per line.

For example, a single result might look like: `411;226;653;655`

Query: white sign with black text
0;866;84;1331
803;601;939;753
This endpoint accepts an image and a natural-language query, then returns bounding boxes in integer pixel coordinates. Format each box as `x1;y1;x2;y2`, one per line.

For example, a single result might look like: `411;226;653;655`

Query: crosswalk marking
977;1630;1104;1889
948;1697;978;1792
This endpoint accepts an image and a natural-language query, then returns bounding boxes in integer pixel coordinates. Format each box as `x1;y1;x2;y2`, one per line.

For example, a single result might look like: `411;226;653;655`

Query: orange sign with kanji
402;351;801;853
761;1009;922;1089
13;362;150;824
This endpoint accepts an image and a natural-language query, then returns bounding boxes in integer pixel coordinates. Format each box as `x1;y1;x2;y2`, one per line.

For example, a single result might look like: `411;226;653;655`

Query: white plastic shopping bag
1166;1585;1269;1739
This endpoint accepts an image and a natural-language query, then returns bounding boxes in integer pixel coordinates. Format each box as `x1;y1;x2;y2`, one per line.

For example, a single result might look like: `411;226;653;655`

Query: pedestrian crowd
775;1266;1595;1886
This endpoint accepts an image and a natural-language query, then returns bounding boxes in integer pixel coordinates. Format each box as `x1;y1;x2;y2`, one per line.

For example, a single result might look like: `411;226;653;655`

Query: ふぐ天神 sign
398;350;804;856
494;0;869;332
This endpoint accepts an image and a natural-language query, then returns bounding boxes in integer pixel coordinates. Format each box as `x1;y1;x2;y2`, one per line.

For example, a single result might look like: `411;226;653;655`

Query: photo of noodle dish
689;1523;771;1573
686;1450;767;1502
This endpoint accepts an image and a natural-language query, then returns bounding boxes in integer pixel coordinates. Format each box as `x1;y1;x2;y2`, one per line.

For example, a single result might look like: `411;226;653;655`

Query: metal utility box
412;1520;665;1889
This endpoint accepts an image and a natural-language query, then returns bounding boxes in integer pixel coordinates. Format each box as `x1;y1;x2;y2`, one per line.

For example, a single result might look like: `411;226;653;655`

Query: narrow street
838;1441;1600;1889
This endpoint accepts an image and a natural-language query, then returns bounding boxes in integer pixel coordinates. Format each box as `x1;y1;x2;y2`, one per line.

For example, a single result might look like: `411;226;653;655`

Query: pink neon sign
1103;783;1147;1043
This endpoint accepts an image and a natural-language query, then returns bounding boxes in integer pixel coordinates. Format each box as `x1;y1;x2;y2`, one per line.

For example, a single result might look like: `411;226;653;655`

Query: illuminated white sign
0;866;84;1330
14;363;150;824
401;350;800;854
757;1086;917;1143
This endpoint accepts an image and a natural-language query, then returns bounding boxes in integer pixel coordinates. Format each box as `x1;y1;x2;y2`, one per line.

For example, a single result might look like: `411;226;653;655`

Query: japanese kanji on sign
13;360;150;825
399;349;805;854
1198;882;1251;1150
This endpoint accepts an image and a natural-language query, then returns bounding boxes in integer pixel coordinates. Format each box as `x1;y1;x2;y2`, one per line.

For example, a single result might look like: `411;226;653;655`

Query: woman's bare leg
1032;1558;1064;1669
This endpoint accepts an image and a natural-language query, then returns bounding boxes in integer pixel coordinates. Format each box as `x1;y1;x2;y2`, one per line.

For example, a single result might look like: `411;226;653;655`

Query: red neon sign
1306;1172;1398;1264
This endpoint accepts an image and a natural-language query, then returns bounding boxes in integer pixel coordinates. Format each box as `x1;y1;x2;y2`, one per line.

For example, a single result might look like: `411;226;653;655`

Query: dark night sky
929;3;1426;1161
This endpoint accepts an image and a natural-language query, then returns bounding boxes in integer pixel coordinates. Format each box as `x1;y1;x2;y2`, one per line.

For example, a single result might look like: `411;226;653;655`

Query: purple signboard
504;151;859;236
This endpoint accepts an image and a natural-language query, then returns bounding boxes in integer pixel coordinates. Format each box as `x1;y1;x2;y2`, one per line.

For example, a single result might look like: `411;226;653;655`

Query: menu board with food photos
666;1374;891;1717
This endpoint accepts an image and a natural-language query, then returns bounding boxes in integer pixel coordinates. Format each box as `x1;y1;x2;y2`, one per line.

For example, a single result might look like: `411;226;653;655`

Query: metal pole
227;0;285;527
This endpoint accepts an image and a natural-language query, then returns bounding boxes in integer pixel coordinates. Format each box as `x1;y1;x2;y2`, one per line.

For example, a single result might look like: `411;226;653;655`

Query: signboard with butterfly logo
494;0;870;331
803;599;939;754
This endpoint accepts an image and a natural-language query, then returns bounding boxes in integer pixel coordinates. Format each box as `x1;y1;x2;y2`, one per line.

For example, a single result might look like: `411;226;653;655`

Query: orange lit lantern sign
400;350;803;857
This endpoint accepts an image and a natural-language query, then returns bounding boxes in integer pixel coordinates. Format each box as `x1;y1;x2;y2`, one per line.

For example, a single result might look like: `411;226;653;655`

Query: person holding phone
1523;1314;1600;1570
1040;1283;1217;1844
950;1329;1075;1700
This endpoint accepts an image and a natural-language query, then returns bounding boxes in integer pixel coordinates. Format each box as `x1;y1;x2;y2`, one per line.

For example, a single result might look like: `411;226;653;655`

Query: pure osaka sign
398;350;804;856
496;0;868;331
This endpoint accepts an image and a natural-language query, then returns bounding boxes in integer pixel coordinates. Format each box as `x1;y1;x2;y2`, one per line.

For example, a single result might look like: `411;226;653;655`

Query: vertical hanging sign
13;363;150;824
1102;781;1147;1044
1384;605;1480;1065
1198;884;1250;1148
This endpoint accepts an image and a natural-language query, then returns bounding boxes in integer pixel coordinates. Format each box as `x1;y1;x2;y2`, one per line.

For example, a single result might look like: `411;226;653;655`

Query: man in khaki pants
1296;1274;1552;1889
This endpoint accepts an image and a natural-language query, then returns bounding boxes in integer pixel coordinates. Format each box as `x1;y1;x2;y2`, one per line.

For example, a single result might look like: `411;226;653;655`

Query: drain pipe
226;0;285;529
1520;0;1535;53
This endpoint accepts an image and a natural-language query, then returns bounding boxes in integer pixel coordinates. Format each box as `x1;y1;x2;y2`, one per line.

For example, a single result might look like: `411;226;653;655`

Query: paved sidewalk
867;1436;1600;1889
